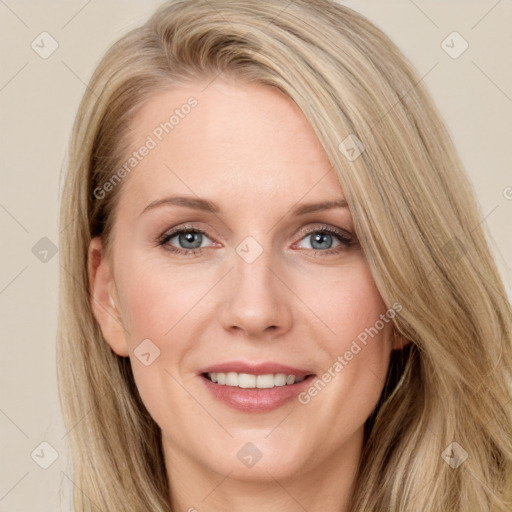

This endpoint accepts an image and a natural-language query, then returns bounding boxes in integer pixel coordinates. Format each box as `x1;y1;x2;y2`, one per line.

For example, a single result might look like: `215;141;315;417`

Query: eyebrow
139;195;349;217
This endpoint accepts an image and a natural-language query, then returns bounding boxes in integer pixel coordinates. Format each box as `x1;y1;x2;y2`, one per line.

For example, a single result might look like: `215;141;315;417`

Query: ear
391;329;411;350
88;236;129;357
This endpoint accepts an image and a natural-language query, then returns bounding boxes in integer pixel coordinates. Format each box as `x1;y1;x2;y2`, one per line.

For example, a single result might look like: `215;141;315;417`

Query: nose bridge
220;234;291;335
235;237;276;295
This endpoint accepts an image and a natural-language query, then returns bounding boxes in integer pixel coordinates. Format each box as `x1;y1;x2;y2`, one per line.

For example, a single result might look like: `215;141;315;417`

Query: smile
205;372;307;388
198;362;316;412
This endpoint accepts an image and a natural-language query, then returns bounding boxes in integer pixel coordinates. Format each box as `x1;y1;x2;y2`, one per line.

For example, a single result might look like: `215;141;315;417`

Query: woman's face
89;77;398;491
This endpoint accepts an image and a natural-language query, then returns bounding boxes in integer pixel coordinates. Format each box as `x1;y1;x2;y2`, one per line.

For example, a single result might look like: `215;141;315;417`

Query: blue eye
157;227;213;256
297;229;351;252
157;224;355;256
169;230;210;250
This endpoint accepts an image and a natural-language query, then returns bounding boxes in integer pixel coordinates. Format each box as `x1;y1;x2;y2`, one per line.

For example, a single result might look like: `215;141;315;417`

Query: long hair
57;1;512;510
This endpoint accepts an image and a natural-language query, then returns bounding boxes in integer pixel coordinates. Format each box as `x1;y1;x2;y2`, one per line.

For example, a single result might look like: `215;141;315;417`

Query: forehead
118;78;345;216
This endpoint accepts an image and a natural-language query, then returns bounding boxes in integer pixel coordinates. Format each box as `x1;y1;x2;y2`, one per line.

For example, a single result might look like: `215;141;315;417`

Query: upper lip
198;361;314;378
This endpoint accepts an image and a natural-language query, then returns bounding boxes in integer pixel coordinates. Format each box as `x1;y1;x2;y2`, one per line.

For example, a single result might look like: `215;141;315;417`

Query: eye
157;226;214;256
156;224;356;257
294;225;355;255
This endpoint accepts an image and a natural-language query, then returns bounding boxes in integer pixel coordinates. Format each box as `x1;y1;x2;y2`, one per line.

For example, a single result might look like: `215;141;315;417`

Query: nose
219;244;293;338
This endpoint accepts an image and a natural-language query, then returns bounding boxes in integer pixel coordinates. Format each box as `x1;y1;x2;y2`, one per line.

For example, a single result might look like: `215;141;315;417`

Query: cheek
112;256;207;418
329;262;392;376
302;260;390;352
293;261;393;432
116;253;210;343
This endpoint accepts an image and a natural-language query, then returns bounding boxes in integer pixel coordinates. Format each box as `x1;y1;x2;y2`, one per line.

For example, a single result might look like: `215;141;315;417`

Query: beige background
1;1;511;510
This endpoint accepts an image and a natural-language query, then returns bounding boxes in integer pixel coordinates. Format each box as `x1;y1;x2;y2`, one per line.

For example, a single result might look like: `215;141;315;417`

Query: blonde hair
57;0;512;510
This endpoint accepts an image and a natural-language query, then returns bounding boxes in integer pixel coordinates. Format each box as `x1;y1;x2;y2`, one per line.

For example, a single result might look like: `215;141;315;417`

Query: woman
57;0;512;510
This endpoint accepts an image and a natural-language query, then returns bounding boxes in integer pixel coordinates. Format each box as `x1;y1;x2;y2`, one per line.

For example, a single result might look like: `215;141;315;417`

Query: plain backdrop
1;1;511;510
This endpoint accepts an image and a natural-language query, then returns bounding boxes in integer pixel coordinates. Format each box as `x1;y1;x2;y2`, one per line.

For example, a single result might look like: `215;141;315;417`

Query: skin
89;75;404;512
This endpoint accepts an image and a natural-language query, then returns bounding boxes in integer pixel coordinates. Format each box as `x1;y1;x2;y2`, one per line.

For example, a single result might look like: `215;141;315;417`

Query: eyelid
156;223;214;246
157;222;351;242
295;223;353;241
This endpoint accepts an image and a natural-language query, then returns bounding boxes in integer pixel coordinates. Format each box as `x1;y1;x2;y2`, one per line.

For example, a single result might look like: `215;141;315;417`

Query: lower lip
200;374;315;412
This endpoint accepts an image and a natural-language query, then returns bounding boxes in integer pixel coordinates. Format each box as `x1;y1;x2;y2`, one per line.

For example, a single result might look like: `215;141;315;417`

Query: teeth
226;371;238;386
207;372;307;388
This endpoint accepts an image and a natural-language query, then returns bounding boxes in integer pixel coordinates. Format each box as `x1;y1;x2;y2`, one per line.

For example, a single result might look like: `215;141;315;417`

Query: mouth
198;362;316;412
202;371;314;388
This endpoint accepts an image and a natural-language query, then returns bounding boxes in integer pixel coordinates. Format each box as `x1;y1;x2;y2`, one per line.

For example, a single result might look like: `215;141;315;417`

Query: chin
204;436;311;482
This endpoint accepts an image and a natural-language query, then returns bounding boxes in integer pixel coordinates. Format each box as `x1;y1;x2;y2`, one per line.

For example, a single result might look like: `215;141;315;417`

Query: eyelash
156;223;356;257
